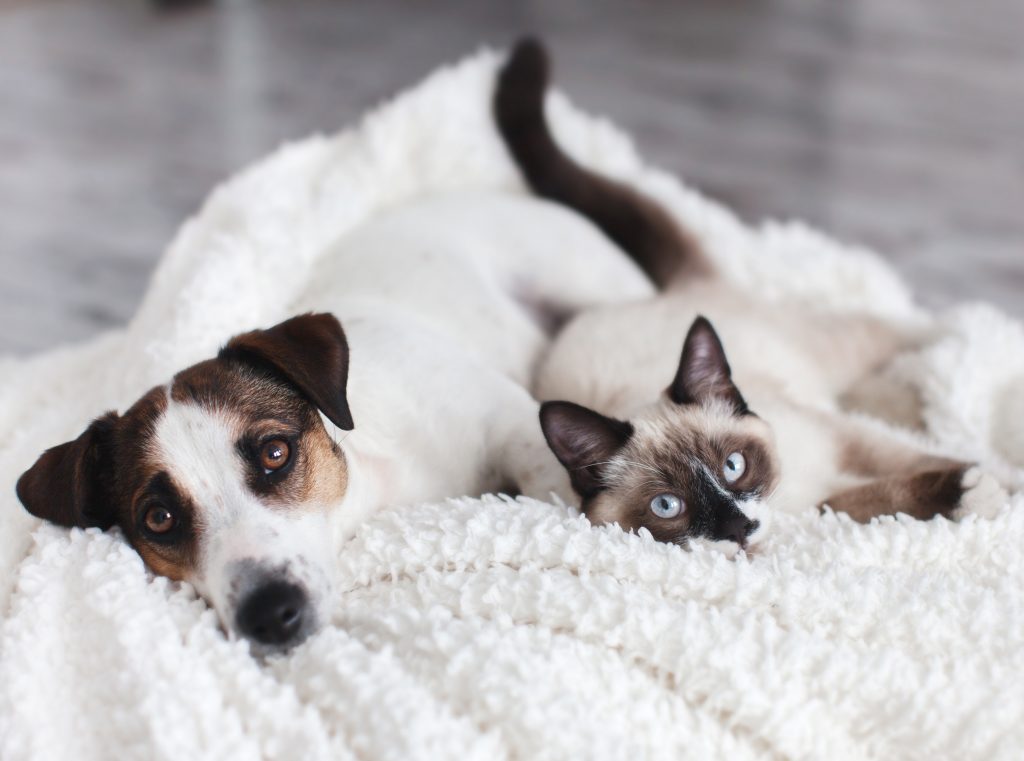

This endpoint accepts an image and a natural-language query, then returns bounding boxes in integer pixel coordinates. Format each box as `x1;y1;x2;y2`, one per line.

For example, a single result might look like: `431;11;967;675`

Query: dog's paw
953;467;1008;520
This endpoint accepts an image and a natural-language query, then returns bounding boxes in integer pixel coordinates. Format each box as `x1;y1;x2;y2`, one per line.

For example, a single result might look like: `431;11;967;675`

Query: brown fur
126;470;198;582
824;466;969;522
824;418;971;521
220;312;354;431
837;421;958;479
15;412;121;529
494;38;710;289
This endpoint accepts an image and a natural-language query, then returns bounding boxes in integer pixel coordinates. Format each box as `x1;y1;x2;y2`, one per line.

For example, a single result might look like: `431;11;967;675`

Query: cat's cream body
495;39;1006;552
536;278;911;516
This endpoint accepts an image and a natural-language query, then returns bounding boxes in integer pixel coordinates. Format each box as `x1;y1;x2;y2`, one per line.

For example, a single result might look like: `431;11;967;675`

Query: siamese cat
495;39;1006;553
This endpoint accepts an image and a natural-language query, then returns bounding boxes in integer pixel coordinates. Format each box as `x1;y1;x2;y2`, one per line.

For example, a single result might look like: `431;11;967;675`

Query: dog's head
16;313;354;655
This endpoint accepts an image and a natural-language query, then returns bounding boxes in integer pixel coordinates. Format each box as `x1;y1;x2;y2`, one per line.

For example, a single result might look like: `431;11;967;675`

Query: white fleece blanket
3;50;1024;761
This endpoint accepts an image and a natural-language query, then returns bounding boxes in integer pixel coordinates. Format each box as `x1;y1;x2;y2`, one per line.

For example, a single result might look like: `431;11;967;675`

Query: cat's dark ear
16;412;120;529
221;312;354;431
540;401;634;498
668;316;749;415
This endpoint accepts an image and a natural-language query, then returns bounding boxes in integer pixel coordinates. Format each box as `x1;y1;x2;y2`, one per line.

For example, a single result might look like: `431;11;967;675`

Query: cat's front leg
821;464;1008;522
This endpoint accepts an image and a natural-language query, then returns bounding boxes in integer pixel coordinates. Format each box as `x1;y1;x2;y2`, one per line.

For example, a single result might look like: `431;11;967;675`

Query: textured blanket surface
2;51;1024;761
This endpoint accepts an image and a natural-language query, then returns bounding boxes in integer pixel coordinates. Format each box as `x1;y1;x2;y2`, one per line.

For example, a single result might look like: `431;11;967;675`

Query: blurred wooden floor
1;0;1022;355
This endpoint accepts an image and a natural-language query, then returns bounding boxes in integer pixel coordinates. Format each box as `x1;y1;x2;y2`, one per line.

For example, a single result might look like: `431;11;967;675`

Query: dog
16;126;654;651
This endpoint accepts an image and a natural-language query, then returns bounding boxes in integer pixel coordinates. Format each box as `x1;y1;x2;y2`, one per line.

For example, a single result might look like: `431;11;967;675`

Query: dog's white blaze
152;397;335;634
153;397;247;526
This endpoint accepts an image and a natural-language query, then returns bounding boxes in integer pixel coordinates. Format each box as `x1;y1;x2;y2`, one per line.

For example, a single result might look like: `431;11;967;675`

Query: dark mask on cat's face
540;317;779;553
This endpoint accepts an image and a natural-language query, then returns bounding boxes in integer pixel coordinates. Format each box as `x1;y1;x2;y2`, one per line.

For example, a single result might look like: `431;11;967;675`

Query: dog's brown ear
221;313;355;430
16;412;120;529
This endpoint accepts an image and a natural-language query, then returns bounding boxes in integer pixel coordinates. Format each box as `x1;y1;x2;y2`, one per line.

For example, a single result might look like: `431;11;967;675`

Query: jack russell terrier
16;48;653;654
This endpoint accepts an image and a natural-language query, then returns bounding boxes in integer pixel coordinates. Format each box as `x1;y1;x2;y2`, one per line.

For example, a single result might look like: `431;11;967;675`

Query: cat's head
540;316;779;555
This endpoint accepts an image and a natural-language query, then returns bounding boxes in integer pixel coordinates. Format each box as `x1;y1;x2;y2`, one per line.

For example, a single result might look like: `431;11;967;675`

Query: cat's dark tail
493;38;710;289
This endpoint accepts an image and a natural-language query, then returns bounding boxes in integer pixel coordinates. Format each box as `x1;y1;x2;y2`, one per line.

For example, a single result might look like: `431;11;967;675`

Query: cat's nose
720;514;759;547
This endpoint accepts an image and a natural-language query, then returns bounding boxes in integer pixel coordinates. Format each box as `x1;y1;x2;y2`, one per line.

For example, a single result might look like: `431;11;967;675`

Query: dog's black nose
236;580;309;648
719;513;759;548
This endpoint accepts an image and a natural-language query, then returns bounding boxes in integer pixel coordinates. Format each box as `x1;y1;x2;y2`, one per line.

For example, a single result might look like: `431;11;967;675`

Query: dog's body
17;190;652;652
292;192;651;520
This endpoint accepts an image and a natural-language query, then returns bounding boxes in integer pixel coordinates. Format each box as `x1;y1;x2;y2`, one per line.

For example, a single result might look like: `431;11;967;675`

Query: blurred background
2;0;1021;355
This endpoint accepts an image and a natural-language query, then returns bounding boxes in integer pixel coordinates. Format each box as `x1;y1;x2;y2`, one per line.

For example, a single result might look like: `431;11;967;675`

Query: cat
494;39;1007;554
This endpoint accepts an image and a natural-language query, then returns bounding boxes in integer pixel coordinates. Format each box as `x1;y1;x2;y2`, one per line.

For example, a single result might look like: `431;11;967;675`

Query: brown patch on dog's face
122;470;199;582
168;358;349;512
111;386;193;580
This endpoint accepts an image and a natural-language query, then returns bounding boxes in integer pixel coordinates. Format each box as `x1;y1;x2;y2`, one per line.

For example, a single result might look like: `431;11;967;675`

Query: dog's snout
236;580;310;649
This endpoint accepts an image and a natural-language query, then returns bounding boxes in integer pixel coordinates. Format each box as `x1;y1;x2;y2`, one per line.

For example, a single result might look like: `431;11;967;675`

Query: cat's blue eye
723;452;746;483
649;493;683;519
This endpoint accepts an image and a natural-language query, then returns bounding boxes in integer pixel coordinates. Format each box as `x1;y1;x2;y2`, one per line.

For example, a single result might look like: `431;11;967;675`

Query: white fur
736;497;773;548
294;192;651;524
2;49;1023;761
954;466;1009;520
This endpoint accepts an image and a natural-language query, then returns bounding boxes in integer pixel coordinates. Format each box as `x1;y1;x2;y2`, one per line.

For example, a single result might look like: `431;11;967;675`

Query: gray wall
2;0;1021;355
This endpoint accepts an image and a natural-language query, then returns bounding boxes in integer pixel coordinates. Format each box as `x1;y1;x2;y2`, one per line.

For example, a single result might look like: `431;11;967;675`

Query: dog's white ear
221;313;355;430
668;316;749;416
539;401;633;498
17;412;120;529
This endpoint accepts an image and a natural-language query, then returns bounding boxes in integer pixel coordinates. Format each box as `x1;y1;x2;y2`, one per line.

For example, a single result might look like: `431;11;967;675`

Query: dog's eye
144;504;177;534
650;493;684;519
259;439;291;473
723;452;746;483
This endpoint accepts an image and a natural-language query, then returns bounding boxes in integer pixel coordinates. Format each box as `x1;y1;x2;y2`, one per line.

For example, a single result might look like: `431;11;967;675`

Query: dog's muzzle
235;579;312;650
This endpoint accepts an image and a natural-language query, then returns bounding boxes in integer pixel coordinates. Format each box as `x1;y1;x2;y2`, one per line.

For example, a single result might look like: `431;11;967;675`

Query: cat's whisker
575;460;618;472
615;459;665;477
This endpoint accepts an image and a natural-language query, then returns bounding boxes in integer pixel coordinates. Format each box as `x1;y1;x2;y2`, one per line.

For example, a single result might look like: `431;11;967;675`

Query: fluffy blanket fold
2;50;1023;761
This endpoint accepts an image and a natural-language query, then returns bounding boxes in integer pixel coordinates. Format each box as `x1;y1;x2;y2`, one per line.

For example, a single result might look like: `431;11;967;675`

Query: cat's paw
953;467;1008;520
